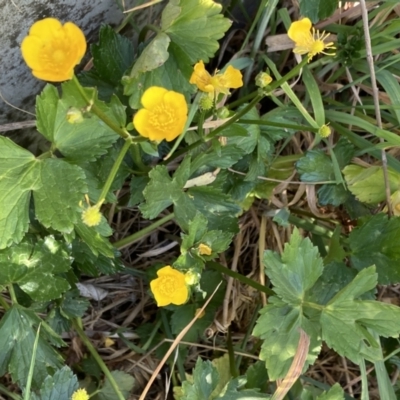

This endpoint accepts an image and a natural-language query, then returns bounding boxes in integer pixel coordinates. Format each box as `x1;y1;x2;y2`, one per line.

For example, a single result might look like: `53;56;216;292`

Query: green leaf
318;184;349;206
180;358;219;399
30;366;79;400
36;84;60;141
349;213;400;284
79;25;135;101
343;165;400;204
161;0;231;63
0;306;64;389
129;33;170;78
124;41;196;109
33;158;87;233
299;0;338;23
60;289;90;319
321;266;400;363
90;25;135;86
316;383;344;400
252;299;321;381
75;220;115;258
218;377;271;399
296;150;333;182
264;228;324;305
95;370;135;400
0;236;72;301
186;186;240;232
36;82;119;162
140;165;184;219
0;137;38;249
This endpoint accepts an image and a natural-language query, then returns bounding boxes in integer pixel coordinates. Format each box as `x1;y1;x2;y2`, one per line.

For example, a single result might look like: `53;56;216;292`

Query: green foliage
343;165;400;204
93;370;135;400
349;213;400;284
178;357;271;400
123;0;231;108
0;306;64;389
36;83;119;162
253;229;400;379
80;25;135;100
299;0;338;23
29;366;79;400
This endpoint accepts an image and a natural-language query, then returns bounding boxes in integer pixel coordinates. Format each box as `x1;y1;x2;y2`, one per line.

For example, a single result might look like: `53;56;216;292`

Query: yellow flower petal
287;18;335;61
21;17;86;82
133;87;188;142
150;266;189;307
220;65;243;89
287;17;312;43
190;61;243;97
190;60;213;92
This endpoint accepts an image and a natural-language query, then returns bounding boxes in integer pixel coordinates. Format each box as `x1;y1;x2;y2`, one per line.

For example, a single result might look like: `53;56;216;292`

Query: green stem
113;213;175;249
8;285;17;305
302;301;324;311
166;93;264;163
207;261;274;296
71;75;131;140
37;151;52;160
97;138;132;205
130;142;148;171
72;319;125;400
0;295;10;311
0;384;21;400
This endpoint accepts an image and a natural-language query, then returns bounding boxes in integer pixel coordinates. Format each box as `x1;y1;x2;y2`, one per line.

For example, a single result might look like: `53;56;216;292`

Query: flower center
311;40;325;55
149;105;174;130
159;276;176;295
52;49;66;63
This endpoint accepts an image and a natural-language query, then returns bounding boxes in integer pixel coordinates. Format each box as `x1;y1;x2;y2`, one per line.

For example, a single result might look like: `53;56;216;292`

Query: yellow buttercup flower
133;87;188;142
21;18;86;82
190;60;243;98
71;388;89;400
81;205;102;227
287;18;335;61
150;266;189;307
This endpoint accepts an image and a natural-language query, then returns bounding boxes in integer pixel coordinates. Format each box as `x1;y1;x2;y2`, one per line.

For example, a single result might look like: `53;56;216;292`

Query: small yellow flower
133;87;188;142
287;18;335;61
81;205;102;227
150;266;189;307
190;60;243;98
21;18;86;82
71;388;89;400
198;243;212;256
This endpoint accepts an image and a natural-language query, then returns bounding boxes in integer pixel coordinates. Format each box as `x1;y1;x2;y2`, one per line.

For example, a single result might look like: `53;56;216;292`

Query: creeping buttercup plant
2;0;400;398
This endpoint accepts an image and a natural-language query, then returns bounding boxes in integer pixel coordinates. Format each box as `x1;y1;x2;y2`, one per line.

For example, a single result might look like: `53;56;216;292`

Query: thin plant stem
24;324;41;400
207;261;274;296
0;295;9;311
71;75;131;140
359;0;393;216
113;213;175;249
97;138;132;205
73;319;125;400
0;384;21;400
8;285;17;305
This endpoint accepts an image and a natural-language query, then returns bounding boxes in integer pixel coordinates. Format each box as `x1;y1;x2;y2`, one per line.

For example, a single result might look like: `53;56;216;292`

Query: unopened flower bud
318;124;332;138
255;71;273;88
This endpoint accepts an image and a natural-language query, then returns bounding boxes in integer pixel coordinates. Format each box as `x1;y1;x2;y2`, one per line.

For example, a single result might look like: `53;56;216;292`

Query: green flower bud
255;71;273;88
318;124;332;138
